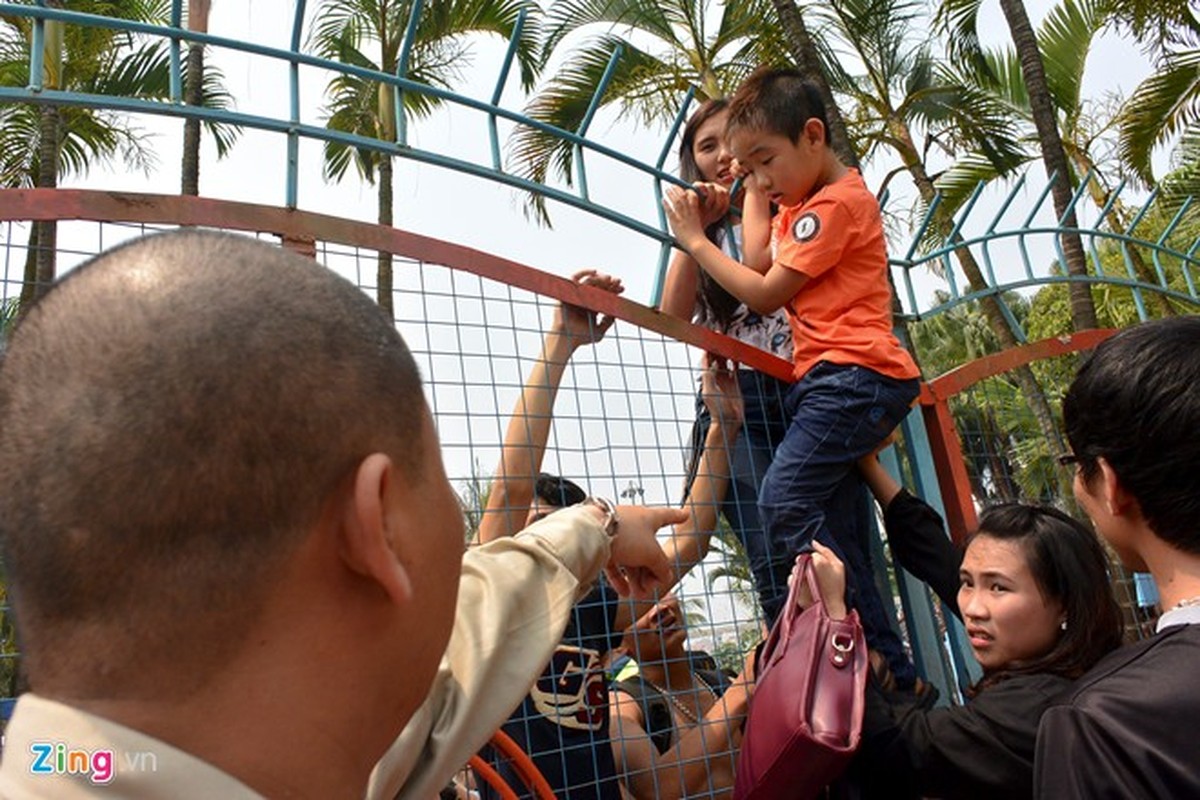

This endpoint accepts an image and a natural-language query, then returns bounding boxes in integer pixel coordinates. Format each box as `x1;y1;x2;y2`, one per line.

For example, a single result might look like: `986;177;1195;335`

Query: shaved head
0;231;426;695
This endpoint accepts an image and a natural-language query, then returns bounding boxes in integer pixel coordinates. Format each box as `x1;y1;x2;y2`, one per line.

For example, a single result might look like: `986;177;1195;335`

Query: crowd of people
0;64;1196;800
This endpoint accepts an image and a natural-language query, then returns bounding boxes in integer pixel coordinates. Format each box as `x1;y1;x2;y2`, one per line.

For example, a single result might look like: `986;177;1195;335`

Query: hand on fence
553;269;623;349
700;354;744;429
604;505;688;599
694;181;731;226
663;185;706;251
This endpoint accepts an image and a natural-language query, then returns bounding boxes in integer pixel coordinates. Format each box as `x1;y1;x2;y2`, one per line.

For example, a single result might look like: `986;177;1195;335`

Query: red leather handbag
733;554;869;800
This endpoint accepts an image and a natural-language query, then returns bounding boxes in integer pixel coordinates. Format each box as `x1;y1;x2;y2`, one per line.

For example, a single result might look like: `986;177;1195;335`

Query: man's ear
1098;457;1138;518
338;452;413;606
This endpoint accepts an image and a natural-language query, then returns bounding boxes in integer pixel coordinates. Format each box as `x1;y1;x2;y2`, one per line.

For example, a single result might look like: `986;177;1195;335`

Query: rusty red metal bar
917;328;1120;543
0;188;795;381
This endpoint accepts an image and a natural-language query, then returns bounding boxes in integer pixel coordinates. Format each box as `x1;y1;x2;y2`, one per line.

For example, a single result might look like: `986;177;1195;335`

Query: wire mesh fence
0;211;1171;797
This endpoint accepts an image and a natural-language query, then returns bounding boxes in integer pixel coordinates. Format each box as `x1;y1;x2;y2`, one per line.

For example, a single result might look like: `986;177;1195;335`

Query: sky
27;1;1161;305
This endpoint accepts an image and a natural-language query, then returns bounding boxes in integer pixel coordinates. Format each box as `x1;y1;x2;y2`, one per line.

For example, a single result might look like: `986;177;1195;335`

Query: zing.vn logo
29;742;114;785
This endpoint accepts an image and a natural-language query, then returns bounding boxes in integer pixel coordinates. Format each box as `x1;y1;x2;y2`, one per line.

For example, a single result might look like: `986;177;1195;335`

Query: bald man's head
0;231;426;695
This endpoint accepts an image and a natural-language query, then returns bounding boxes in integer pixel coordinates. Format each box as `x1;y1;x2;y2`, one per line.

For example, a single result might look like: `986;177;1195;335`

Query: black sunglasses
1057;453;1081;467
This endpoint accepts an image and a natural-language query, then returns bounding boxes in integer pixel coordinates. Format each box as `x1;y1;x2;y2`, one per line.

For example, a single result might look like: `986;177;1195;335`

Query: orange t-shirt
772;169;919;382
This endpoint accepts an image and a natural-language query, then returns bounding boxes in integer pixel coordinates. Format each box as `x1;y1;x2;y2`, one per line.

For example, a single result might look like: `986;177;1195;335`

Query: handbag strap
760;553;824;669
781;553;825;638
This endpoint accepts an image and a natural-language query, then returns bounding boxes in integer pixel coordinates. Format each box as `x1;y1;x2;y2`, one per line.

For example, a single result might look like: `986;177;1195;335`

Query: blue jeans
756;362;920;686
686;370;791;580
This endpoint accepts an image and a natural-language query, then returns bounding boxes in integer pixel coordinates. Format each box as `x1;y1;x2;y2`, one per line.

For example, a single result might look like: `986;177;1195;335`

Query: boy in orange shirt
664;68;922;688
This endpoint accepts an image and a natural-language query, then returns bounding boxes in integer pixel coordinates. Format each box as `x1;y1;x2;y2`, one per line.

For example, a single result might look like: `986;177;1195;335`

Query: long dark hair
678;98;741;330
967;504;1123;692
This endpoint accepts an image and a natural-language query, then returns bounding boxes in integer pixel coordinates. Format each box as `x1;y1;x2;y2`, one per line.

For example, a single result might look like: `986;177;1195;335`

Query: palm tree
768;0;860;168
180;0;239;196
308;0;541;317
1118;46;1199;190
181;0;208;195
1;0;171;308
509;0;788;222
1156;125;1200;200
1102;0;1200;54
939;0;1100;331
936;0;1178;316
813;0;1063;450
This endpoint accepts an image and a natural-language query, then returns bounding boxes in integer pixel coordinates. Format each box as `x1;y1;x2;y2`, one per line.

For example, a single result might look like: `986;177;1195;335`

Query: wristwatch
582;496;619;538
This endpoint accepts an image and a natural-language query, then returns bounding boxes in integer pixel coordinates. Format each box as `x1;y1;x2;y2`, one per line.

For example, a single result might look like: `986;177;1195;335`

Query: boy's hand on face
603;505;688;599
663;186;707;252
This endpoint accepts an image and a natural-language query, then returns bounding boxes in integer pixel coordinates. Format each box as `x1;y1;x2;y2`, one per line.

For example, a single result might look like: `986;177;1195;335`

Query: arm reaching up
660;356;745;587
858;438;961;617
477;270;623;543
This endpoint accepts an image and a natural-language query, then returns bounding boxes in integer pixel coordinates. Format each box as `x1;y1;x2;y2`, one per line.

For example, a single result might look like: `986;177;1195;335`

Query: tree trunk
19;223;39;311
900;126;1066;456
767;0;860;170
181;44;204;195
377;156;395;318
999;0;1098;331
31;105;60;304
181;0;210;196
26;5;64;308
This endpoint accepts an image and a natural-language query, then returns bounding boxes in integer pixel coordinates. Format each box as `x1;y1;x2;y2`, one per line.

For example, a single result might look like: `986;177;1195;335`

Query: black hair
535;473;586;508
1064;316;1200;555
967;504;1123;691
678;97;741;330
726;67;831;145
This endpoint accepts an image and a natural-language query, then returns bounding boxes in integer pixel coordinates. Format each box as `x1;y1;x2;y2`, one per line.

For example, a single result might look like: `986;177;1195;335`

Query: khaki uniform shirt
0;506;610;799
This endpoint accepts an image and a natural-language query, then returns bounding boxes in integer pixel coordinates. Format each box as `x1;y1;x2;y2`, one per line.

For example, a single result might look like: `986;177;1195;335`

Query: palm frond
934;0;989;75
542;0;676;65
1038;0;1103;117
1118;47;1200;185
1158;122;1200;201
505;35;682;224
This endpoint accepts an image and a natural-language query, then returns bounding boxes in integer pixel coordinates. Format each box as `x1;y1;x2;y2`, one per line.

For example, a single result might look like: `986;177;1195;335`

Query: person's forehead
962;535;1030;579
728;128;786;160
695;111;729;141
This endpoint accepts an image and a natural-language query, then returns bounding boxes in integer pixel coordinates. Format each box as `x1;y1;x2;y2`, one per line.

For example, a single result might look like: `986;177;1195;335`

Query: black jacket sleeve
883;489;962;617
856;673;1072;800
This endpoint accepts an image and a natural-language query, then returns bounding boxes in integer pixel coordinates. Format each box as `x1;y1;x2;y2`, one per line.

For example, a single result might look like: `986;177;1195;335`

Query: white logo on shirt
792;212;821;242
530;645;608;731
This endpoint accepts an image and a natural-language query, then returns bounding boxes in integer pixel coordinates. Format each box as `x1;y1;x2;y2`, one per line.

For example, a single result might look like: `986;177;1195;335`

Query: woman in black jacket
808;454;1126;800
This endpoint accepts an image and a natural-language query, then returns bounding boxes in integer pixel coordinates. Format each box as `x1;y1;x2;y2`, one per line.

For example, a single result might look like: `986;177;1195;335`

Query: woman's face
691;109;733;186
957;534;1064;673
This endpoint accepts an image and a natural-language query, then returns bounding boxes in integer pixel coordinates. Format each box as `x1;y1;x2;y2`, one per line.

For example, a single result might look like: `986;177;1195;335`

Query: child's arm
733;172;773;275
661;184;735;320
664;186;805;315
476;270;622;544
